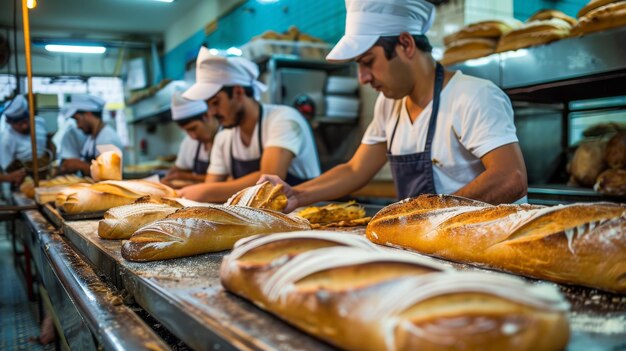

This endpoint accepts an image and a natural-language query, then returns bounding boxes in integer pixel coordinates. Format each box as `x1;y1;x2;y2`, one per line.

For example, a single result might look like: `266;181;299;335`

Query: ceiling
0;0;206;41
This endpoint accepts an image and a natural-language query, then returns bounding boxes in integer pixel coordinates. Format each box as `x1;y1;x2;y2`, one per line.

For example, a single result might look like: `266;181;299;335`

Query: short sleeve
264;110;303;156
362;94;391;145
207;130;231;176
174;137;193;170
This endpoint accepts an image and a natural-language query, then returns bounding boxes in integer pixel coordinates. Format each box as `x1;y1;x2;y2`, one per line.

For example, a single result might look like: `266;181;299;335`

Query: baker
161;90;219;189
54;106;87;163
0;95;47;185
261;0;528;212
178;49;320;202
60;94;124;176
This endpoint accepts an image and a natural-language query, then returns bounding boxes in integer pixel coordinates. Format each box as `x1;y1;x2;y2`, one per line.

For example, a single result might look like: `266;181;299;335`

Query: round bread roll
577;0;619;18
571;1;626;36
441;38;497;66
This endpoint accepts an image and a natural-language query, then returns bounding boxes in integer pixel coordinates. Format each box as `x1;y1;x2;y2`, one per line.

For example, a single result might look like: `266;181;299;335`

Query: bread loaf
56;180;177;214
121;206;310;261
595;169;626;195
20;174;91;199
90;151;122;181
577;0;619;18
528;9;577;26
98;203;179;239
366;194;626;292
571;2;626;36
443;20;519;46
441;38;497;66
605;132;626;169
225;181;288;211
496;18;572;53
569;139;607;187
221;232;570;351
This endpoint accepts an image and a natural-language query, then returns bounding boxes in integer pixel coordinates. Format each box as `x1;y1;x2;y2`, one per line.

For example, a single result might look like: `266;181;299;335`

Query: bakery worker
261;0;528;212
177;49;321;202
59;94;124;175
0;95;47;184
161;91;219;188
54;106;87;163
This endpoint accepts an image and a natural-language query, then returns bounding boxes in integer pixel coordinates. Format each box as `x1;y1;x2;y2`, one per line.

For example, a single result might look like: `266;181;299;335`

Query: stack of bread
55;180;177;214
569;130;626;195
221;232;570;351
20;174;92;201
572;0;626;36
366;194;626;293
441;20;520;66
496;10;576;52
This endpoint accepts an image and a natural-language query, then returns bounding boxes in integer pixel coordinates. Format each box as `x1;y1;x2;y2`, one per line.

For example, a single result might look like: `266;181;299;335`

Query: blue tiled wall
513;0;587;21
164;0;345;80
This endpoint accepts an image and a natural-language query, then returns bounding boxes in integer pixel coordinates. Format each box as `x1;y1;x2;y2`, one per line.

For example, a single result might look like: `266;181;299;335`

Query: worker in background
53;106;87;164
178;49;320;202
161;91;219;189
261;0;527;213
59;94;123;176
0;95;47;185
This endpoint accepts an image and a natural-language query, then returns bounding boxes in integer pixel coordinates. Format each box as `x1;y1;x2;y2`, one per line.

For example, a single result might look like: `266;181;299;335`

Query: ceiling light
45;45;106;54
26;0;37;9
226;47;242;56
153;0;175;2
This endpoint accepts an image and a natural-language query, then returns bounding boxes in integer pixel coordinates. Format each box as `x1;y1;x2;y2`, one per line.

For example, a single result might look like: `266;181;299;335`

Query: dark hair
374;34;433;60
78;110;103;119
220;85;254;98
176;113;205;127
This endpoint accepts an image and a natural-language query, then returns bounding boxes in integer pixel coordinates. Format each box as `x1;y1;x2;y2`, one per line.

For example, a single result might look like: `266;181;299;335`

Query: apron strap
424;62;445;154
387;99;403;153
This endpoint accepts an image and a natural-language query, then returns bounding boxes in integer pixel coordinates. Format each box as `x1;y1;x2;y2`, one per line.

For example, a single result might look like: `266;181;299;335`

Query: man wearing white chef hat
0;94;47;185
261;0;527;212
60;93;124;175
161;90;219;189
178;48;320;202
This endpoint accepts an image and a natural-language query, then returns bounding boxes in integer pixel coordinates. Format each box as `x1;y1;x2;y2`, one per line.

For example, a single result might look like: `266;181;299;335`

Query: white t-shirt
81;124;124;160
362;71;518;195
175;135;210;170
58;123;87;160
0;116;48;170
208;104;320;180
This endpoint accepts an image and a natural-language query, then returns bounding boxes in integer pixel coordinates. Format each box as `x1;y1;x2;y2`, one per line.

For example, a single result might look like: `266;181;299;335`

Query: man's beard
220;109;245;129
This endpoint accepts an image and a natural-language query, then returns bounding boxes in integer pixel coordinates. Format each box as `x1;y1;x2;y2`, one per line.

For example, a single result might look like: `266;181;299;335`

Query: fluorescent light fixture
226;47;242;56
45;44;106;54
153;0;175;2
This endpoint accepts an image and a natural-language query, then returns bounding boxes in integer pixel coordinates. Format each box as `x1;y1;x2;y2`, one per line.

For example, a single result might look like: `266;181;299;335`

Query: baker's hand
258;174;299;213
60;158;85;174
177;183;208;201
6;169;26;185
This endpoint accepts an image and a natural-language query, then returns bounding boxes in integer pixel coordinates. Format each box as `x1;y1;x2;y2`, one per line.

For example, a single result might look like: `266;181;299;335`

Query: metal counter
14;194;170;351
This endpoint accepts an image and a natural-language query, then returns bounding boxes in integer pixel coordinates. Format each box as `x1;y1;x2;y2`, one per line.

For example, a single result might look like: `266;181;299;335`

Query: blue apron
81;135;99;163
387;62;445;200
192;140;210;175
230;104;308;186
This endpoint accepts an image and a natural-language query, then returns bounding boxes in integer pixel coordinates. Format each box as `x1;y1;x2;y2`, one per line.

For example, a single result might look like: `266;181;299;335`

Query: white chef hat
3;95;29;122
67;94;105;113
60;106;77;120
183;47;267;101
171;90;208;122
327;0;436;62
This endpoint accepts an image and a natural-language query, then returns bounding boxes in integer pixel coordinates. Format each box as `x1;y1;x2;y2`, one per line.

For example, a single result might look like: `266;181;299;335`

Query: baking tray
58;208;106;221
61;219;626;351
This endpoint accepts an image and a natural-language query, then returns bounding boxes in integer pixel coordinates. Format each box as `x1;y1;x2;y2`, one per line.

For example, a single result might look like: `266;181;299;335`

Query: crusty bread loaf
496;18;572;52
595;169;626;195
529;9;577;26
20;174;91;199
90;151;122;181
443;20;519;46
572;1;626;36
569;139;608;187
98;203;179;239
56;180;177;214
441;38;497;66
225;181;288;211
577;0;619;18
605;132;626;169
366;194;626;292
221;232;570;351
121;206;311;261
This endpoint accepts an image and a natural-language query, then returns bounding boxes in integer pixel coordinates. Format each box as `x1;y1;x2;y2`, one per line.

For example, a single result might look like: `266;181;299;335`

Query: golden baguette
121;206;310;262
56;180;177;214
98;203;179;239
571;2;626;36
366;194;626;292
221;232;570;351
225;181;288;211
496;18;572;52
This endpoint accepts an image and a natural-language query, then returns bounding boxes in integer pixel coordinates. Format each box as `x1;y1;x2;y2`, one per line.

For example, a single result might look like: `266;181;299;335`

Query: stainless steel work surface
62;219;625;351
